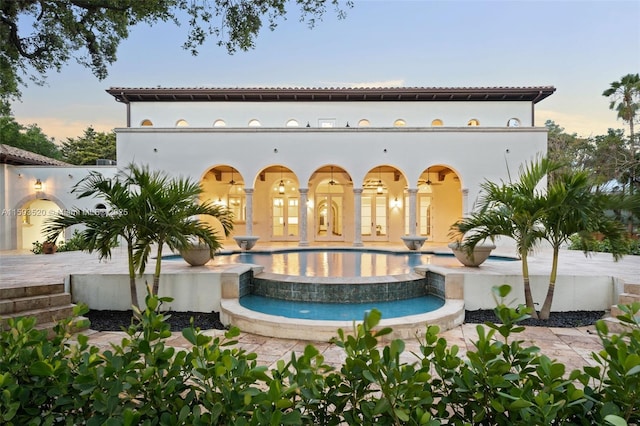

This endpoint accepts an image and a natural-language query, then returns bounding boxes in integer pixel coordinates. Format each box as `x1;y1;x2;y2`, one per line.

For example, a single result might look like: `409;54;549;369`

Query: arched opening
310;166;351;242
200;166;246;241
19;199;64;250
265;166;299;240
362;165;406;241
415;165;462;242
141;119;153;126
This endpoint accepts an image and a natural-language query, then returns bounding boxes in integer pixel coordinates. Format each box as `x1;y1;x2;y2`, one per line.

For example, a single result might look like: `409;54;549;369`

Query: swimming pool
209;249;460;277
239;294;445;320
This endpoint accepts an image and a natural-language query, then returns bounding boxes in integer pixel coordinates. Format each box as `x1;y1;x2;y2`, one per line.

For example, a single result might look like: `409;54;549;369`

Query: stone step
1;305;76;331
601;316;633;334
0;283;64;300
35;316;91;339
618;293;640;306
0;293;71;315
624;283;640;295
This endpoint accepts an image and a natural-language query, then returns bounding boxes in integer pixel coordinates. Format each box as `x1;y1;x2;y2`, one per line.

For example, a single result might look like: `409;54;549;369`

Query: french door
272;196;299;240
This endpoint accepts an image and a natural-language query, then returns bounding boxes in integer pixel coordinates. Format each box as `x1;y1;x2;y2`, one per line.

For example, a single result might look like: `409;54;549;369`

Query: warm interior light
377;180;383;194
34;179;43;191
278;180;285;194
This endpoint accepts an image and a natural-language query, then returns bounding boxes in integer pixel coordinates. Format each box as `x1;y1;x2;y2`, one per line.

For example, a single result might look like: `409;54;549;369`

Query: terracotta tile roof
107;86;555;104
0;144;69;166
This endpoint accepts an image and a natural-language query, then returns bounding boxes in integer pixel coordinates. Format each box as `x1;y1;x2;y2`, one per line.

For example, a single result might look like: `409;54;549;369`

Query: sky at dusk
9;0;640;143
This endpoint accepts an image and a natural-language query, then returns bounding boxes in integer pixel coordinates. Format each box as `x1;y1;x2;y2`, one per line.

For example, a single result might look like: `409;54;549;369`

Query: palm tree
44;163;235;306
43;170;144;308
603;73;640;151
124;164;234;296
451;158;560;318
537;171;628;319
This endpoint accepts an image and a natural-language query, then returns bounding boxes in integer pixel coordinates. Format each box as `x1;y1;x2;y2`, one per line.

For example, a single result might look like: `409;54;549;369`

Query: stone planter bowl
400;236;428;250
233;236;259;250
448;242;496;267
180;245;213;266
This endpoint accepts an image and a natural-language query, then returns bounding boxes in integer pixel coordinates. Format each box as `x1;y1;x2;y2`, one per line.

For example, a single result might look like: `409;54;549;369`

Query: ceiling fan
228;169;242;186
328;166;338;186
418;168;443;186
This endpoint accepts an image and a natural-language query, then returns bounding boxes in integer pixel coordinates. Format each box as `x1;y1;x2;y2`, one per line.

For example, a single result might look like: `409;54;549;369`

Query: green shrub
1;286;638;424
568;233;640;255
31;230;119;254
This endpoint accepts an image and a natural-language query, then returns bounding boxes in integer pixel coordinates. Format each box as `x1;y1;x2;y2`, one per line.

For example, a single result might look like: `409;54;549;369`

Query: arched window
213;119;226;127
141;119;153;126
431;119;443;126
176;119;189;127
467;119;480;126
394;119;406;127
507;118;521;127
286;119;299;127
358;119;370;127
248;119;261;127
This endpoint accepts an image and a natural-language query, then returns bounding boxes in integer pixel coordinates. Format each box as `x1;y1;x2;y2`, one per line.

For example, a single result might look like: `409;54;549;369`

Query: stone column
244;188;254;235
298;188;309;246
353;188;363;246
408;188;418;236
462;188;469;216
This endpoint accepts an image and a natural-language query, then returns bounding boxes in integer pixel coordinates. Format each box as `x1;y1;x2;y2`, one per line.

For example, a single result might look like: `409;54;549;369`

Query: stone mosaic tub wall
427;271;446;299
250;276;430;304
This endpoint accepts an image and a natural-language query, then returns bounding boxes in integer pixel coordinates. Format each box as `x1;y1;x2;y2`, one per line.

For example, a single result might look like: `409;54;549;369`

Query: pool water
210;249;457;277
239;294;445;320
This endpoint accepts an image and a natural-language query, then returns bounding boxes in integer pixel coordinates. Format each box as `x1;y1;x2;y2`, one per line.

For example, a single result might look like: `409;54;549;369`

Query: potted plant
447;240;495;267
180;239;215;266
42;240;57;254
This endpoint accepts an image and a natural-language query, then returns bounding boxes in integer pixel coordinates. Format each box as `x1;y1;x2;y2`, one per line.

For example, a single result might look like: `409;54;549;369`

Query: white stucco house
1;86;555;251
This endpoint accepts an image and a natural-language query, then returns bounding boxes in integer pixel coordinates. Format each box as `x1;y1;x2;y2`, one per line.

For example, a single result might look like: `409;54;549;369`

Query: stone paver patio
2;243;639;370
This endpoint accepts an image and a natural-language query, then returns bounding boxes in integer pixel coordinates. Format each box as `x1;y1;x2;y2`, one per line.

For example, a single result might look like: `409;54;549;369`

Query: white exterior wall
115;126;547;244
0;165;117;250
130;100;533;128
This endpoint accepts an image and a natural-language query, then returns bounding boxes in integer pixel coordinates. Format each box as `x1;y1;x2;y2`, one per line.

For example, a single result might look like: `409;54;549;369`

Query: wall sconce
391;197;402;209
278;167;285;194
34;179;43;191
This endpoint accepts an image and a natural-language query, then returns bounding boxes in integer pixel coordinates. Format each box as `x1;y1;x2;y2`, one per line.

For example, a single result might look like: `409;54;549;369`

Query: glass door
272;196;299;240
418;195;432;237
315;194;343;241
361;194;388;240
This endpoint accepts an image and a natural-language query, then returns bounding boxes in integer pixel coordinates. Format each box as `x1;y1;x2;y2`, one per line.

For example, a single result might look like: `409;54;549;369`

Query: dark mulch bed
86;309;606;332
464;310;606;328
85;310;226;332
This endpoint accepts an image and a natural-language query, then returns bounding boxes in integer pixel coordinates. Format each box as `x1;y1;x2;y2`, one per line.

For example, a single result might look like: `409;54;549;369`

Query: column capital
407;188;419;194
299;188;309;195
353;188;363;194
243;188;254;195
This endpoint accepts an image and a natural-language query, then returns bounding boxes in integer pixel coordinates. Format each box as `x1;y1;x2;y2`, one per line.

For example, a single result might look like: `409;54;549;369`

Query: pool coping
220;298;465;342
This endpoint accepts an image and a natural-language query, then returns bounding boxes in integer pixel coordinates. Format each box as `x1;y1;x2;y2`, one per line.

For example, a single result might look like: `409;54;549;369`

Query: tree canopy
602;73;640;150
0;0;350;113
60;127;116;165
0;115;62;159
